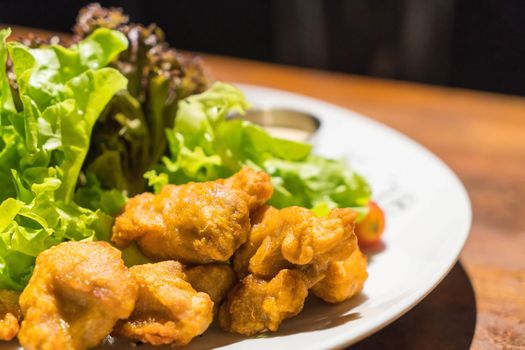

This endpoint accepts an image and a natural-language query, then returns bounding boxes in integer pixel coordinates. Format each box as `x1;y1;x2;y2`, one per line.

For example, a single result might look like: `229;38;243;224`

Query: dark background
2;0;525;96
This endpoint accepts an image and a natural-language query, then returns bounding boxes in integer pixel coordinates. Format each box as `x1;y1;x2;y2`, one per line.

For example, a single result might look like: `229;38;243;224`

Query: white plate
6;85;472;350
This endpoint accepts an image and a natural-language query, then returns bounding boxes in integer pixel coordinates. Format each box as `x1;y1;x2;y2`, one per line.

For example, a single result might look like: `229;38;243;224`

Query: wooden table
6;26;525;349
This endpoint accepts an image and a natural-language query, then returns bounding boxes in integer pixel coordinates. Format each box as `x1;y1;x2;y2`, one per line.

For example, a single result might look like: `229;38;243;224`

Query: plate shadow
349;261;477;350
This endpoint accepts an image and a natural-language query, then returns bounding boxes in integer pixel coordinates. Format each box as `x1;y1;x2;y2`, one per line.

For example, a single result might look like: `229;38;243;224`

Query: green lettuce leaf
0;172;106;290
7;29;128;203
149;82;371;216
79;16;209;197
75;172;127;216
84;91;151;194
0;28;128;290
0;29;15;114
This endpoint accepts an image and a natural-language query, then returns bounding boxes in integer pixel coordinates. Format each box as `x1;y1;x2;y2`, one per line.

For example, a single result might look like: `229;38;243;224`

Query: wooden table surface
5;26;525;350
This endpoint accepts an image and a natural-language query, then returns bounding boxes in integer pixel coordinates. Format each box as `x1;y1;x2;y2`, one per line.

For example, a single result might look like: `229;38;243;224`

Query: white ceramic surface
6;84;472;350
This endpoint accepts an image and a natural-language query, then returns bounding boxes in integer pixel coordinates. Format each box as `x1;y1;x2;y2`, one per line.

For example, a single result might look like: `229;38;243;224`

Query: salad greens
0;17;371;292
74;3;208;196
0;28;128;290
146;83;371;215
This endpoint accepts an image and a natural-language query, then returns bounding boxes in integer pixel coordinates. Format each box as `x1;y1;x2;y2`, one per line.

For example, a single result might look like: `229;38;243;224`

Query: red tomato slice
355;201;385;246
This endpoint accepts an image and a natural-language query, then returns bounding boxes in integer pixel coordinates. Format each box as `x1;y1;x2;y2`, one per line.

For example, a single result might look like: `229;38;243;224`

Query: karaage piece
18;241;138;350
219;269;308;335
0;290;21;341
113;261;213;346
311;248;368;303
233;206;358;285
184;264;236;306
112;167;273;264
219;167;273;210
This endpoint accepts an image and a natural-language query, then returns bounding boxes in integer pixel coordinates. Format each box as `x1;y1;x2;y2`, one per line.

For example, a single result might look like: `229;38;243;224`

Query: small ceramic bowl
230;108;321;141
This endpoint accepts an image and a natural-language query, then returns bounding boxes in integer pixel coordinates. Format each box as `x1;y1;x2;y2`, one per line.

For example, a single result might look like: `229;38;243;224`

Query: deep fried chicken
222;206;364;335
18;241;137;350
311;248;368;303
0;289;20;341
233;206;359;285
219;269;308;335
112;168;272;264
184;263;236;311
113;261;213;346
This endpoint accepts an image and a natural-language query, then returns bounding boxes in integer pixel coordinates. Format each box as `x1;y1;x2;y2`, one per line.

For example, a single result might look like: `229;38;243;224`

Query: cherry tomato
355;201;385;246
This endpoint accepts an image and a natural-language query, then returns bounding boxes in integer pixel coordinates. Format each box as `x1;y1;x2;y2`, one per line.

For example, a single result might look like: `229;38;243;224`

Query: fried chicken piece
311;248;368;303
222;207;363;335
218;167;273;210
233;206;359;285
184;264;236;310
112;168;273;264
219;269;308;335
0;290;20;341
113;261;213;346
18;241;138;350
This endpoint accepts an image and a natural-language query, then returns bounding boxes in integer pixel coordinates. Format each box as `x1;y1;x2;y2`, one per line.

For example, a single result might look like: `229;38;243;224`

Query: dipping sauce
230;108;320;142
263;126;313;142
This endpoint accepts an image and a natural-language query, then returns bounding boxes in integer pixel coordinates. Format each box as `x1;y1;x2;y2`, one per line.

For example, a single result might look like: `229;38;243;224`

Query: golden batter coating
18;241;138;350
233;206;359;285
112;168;273;264
222;206;362;336
184;263;237;309
0;289;20;341
219;167;273;210
219;269;308;335
311;248;368;303
113;261;213;346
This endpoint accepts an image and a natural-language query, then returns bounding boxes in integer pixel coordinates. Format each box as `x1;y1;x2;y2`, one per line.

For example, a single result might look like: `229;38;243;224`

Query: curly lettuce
0;28;128;290
0;30;372;291
146;83;371;215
